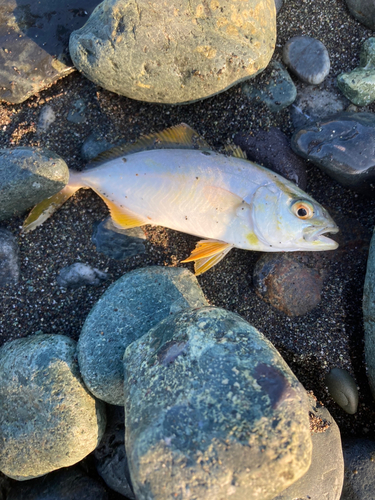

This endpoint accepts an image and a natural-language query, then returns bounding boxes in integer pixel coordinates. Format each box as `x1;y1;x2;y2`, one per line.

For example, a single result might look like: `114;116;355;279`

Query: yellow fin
23;184;81;233
181;239;232;263
193;247;233;276
88;123;211;167
97;193;148;229
203;186;246;213
224;144;247;159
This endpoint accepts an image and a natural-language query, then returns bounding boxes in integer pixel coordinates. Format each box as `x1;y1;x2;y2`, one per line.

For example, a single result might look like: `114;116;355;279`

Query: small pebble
81;132;113;162
67;99;86;124
56;263;109;288
325;368;359;414
0;228;20;286
283;36;330;85
37;105;56;134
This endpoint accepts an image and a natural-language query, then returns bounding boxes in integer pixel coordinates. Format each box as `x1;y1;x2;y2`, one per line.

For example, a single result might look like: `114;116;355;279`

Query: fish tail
22;170;84;233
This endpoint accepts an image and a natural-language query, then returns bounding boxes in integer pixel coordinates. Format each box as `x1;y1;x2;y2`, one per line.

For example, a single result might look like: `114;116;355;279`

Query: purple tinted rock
253;252;327;316
234;127;307;189
0;0;100;104
283;36;330;85
291;112;375;194
0;228;20;286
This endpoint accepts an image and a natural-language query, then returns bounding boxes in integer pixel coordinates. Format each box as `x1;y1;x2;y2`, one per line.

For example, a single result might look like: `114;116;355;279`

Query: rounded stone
283;36;330;85
344;0;375;30
0;334;106;481
341;438;375;500
325;368;359;415
0;228;20;286
78;266;208;405
124;307;312;500
69;0;276;104
0;147;69;221
253;253;325;316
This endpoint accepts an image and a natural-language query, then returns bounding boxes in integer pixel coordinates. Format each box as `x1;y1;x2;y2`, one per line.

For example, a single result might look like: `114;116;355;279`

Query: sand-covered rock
69;0;276;104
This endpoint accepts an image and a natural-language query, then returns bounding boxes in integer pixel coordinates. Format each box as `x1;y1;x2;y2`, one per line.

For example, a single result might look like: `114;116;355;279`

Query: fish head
251;183;339;251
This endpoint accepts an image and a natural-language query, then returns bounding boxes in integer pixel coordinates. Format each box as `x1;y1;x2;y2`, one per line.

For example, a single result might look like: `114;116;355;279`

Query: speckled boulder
0;334;106;481
78;266;208;405
69;0;276;104
0;147;68;221
124;307;312;500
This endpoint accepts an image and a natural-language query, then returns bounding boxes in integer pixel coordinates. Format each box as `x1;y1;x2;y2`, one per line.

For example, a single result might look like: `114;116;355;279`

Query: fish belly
81;149;269;246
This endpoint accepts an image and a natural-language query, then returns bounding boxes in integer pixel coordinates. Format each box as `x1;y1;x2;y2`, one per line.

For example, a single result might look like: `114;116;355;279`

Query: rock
283;36;330;85
273;394;344;500
325;368;359;414
6;467;109;500
291;112;375;194
56;262;109;288
0;147;69;221
234;127;307;189
124;307;312;500
337;38;375;106
363;228;375;400
78;266;208;405
242;60;297;112
81;133;113;162
0;228;20;286
37;106;56;134
0;334;106;481
69;0;276;104
253;252;326;316
92;217;146;260
290;86;349;130
0;0;99;104
94;405;135;499
275;0;283;13
341;438;375;500
344;0;375;30
67;99;87;124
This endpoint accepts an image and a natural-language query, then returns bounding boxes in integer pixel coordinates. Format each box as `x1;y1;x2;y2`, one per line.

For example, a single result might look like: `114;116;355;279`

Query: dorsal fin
224;144;247;159
88;123;211;168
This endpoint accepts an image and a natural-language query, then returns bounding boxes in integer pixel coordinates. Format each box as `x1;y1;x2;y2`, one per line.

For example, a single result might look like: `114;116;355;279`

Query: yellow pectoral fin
98;193;148;229
181;239;233;275
202;186;247;214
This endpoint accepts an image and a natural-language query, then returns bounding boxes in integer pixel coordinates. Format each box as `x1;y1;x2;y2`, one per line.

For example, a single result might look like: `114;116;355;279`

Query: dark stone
0;147;68;221
234;127;307;189
92;217;146;260
283;36;330;85
291;112;375;194
344;0;375;30
81;133;113;162
341;438;375;499
0;228;20;286
7;467;108;500
325;368;359;415
253;252;326;316
124;307;312;500
67;98;86;124
94;405;135;499
0;0;100;104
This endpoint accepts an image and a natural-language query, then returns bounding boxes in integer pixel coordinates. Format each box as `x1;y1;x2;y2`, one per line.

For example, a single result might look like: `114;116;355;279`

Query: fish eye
291;200;314;220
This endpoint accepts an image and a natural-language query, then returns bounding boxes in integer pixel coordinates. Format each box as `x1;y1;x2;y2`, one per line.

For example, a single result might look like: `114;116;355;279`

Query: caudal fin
22;172;84;233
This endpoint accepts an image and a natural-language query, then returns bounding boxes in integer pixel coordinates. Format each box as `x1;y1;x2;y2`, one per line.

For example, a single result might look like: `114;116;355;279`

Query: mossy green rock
124;307;312;500
69;0;276;104
0;147;68;221
0;334;106;481
363;228;375;400
78;267;208;405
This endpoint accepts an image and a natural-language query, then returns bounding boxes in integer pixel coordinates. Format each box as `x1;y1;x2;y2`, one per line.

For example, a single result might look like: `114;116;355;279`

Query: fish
23;123;339;275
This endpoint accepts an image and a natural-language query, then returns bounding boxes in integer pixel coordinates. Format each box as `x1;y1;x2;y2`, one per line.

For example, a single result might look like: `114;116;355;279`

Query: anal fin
98;193;148;229
181;239;233;275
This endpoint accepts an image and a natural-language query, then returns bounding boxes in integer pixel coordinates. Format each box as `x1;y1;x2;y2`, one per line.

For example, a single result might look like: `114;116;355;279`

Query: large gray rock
341;438;375;500
344;0;375;30
69;0;276;104
0;147;69;221
78;266;208;405
363;228;375;400
274;395;344;500
124;307;312;500
0;0;100;104
0;334;106;481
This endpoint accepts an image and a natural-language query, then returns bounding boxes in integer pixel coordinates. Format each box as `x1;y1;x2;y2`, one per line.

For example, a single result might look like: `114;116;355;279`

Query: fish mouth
303;224;339;246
